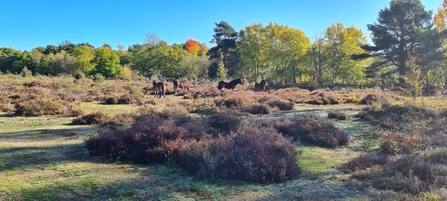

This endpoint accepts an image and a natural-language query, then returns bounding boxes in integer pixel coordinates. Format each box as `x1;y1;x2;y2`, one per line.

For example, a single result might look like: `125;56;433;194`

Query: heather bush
347;153;447;195
267;99;294;110
71;112;110;125
102;112;135;126
177;126;301;183
358;104;439;153
343;154;389;173
61;102;84;117
359;91;399;105
374;156;436;194
422;148;447;164
86;114;188;163
215;96;244;108
14;98;63;116
205;113;242;136
245;104;270;114
328;111;348;120
105;94;139;104
272;117;349;148
139;101;190;119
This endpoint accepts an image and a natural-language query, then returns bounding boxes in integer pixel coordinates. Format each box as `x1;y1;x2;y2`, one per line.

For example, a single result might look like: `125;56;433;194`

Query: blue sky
0;0;441;51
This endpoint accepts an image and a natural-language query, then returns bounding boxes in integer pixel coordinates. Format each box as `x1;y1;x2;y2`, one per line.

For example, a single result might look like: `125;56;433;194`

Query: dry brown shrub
138;99;190;119
270;87;310;103
343;154;389;173
61;102;84;117
71;112;110;125
14;98;63;116
328;111;349;120
272;117;349;148
177;126;302;183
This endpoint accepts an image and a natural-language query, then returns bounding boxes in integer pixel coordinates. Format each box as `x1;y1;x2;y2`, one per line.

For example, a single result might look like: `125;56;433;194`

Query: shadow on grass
0;126;99;141
0;126;102;172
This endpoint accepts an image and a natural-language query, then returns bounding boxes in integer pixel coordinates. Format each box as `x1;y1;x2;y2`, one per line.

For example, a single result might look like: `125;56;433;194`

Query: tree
238;22;310;84
178;54;211;80
356;0;440;86
0;48;22;73
183;38;202;57
72;45;95;74
130;41;187;78
434;0;447;30
308;37;329;85
46;51;77;76
92;46;121;77
433;0;447;87
208;21;240;78
237;23;269;82
266;22;310;84
324;23;368;85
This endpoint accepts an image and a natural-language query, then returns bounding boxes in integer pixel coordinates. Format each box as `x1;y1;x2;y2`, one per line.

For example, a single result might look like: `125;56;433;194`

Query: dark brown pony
218;78;245;91
254;80;267;92
153;80;165;98
173;80;189;93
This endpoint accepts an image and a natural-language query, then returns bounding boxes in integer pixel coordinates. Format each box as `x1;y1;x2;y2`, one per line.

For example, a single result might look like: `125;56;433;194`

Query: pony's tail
218;83;222;90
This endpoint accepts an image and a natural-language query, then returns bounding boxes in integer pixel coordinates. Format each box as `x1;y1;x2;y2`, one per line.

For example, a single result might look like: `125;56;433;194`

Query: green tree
266;22;310;84
130;41;187;78
308;37;329;85
92;46;121;77
325;23;368;85
356;0;441;86
238;23;269;82
72;45;95;74
238;22;310;84
46;51;77;76
11;51;30;74
433;0;447;87
178;54;211;80
0;47;22;73
208;21;240;79
27;49;46;74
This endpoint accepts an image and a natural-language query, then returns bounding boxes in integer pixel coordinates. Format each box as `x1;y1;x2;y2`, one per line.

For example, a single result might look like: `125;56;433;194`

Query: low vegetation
3;74;447;200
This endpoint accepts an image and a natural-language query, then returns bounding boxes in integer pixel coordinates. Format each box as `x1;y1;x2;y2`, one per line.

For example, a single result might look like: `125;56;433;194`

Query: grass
0;102;139;133
5;74;445;199
0;102;377;200
80;101;142;116
297;146;350;174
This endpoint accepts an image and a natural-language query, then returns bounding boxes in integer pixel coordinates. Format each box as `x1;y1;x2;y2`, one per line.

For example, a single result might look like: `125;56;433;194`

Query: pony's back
218;81;225;90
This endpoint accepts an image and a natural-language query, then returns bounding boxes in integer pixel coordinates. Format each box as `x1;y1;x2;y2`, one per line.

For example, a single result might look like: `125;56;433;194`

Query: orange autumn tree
183;38;202;57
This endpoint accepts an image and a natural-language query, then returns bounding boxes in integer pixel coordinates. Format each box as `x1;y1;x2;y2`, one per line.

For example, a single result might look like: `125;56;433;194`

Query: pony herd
151;78;266;98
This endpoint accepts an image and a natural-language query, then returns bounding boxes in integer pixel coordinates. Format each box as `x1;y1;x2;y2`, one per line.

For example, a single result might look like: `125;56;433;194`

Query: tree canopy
355;0;444;86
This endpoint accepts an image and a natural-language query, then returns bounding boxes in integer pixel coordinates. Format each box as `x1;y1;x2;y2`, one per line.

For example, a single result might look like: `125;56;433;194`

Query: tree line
1;0;446;89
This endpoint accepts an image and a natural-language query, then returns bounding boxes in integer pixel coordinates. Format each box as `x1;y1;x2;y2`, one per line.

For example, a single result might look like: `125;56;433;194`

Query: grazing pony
218;78;245;91
254;80;267;92
173;80;189;93
152;80;165;98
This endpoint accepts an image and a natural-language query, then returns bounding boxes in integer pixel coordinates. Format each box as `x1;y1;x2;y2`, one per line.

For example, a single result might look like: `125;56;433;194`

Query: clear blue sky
0;0;440;51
